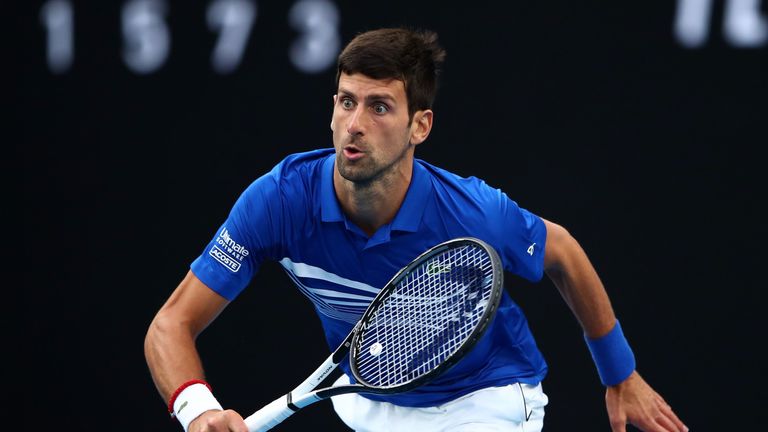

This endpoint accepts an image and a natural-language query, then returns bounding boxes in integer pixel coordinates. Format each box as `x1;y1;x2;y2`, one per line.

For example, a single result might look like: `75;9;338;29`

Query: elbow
144;313;166;359
144;309;189;358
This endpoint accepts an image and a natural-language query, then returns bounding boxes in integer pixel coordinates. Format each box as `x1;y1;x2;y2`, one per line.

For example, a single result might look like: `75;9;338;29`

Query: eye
341;98;354;109
372;103;389;114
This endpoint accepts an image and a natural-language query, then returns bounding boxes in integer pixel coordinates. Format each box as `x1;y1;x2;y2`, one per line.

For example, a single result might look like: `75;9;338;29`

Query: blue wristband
584;320;636;386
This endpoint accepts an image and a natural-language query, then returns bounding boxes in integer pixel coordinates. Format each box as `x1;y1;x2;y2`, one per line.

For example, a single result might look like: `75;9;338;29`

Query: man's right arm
144;270;242;430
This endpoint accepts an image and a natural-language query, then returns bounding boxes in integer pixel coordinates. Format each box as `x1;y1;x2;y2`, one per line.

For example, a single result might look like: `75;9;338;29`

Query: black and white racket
244;237;504;431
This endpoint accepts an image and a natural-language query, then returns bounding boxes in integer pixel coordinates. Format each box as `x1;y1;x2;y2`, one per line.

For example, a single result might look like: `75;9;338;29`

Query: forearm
543;220;615;338
144;312;207;403
543;219;640;389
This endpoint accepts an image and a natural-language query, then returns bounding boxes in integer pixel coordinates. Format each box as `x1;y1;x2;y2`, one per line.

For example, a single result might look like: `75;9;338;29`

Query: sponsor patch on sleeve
209;227;249;273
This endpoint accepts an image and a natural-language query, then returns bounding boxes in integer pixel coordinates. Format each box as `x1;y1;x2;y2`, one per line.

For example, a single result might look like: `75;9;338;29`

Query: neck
333;161;413;237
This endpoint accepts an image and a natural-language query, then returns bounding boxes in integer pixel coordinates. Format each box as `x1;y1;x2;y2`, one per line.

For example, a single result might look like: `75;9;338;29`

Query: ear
409;109;433;145
330;95;337;131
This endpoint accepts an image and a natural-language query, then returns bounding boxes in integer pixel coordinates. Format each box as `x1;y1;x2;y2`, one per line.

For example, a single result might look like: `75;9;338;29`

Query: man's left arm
541;218;688;432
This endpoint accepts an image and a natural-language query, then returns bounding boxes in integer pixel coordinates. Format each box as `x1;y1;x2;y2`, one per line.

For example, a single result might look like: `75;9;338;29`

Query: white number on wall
39;1;343;74
288;0;340;74
207;0;257;74
724;0;768;47
675;0;767;47
122;0;171;74
40;0;74;74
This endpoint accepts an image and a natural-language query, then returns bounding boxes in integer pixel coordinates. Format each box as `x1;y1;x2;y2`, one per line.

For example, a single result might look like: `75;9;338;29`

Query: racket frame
349;237;504;393
244;237;504;431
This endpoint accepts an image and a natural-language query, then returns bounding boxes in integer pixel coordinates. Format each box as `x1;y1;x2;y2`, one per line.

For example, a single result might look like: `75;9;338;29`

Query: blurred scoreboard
38;0;342;75
36;0;768;77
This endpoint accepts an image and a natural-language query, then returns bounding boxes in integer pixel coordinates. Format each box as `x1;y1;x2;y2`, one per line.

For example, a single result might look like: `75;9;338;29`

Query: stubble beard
336;139;413;189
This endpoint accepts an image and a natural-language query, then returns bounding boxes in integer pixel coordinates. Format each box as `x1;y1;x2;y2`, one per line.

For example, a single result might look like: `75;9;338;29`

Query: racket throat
292;355;340;396
288;391;323;409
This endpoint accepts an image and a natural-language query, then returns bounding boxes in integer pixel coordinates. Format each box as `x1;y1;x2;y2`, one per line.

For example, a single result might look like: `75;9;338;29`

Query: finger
630;416;669;432
222;410;249;432
610;418;627;432
655;412;681;432
659;405;689;432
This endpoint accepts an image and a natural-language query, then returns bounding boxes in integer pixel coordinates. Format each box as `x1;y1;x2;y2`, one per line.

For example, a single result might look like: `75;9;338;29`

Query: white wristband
173;383;224;431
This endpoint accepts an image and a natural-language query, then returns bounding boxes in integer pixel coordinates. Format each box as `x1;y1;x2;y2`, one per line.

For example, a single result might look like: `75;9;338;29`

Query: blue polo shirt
191;148;548;407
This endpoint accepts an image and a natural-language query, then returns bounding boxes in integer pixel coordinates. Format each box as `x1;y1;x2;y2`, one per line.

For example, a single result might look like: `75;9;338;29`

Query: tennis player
145;27;688;432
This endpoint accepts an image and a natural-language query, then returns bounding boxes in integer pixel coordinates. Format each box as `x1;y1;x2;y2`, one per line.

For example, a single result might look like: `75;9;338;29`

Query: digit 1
40;0;74;74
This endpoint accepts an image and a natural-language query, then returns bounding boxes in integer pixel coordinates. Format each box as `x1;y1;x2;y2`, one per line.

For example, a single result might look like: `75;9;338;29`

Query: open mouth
343;146;365;160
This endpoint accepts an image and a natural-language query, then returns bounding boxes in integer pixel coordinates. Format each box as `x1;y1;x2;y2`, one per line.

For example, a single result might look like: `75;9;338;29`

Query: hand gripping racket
244;237;504;431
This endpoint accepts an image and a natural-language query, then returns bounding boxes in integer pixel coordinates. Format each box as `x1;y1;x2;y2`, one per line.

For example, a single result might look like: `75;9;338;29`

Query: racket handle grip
244;394;296;432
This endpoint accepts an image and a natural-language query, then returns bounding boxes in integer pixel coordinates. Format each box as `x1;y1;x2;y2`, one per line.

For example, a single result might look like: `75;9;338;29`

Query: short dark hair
336;28;446;119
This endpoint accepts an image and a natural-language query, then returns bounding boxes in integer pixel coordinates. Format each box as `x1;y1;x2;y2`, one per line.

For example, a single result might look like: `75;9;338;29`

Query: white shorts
330;375;548;432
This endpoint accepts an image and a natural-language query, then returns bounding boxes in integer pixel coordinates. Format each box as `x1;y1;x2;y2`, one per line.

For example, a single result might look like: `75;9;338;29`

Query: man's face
331;72;425;185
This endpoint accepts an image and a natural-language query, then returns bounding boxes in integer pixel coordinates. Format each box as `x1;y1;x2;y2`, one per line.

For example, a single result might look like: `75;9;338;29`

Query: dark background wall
18;1;766;430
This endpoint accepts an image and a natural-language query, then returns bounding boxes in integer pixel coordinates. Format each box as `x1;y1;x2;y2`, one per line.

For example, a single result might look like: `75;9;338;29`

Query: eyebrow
338;88;397;104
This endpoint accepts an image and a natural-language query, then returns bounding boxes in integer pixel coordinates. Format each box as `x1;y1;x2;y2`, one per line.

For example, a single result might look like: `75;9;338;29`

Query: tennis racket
244;237;504;431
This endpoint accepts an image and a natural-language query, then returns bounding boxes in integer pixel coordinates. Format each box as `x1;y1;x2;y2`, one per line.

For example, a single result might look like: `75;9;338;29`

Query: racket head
349;237;504;393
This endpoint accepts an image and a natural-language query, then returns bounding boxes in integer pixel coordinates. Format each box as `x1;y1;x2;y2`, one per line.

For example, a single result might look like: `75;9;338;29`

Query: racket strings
353;244;495;388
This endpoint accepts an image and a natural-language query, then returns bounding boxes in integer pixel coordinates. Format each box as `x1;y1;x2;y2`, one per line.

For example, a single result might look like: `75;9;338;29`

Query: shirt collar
320;153;344;222
391;159;430;232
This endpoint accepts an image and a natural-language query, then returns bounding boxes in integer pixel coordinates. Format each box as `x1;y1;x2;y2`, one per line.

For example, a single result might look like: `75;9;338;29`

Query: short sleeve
190;169;284;300
496;194;547;282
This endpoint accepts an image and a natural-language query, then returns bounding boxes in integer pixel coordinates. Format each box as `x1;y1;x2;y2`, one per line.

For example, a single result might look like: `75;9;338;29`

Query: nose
346;106;364;137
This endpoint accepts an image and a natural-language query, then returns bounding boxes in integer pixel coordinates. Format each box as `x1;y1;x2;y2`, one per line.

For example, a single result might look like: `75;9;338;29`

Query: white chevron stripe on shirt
279;258;380;294
279;257;378;323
